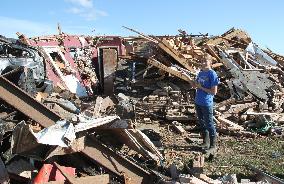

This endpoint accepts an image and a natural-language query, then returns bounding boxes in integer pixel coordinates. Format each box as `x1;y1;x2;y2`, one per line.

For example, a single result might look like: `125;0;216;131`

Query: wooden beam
205;44;221;62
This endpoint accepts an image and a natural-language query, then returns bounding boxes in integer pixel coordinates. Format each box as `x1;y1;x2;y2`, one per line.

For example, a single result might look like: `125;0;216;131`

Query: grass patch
204;136;284;179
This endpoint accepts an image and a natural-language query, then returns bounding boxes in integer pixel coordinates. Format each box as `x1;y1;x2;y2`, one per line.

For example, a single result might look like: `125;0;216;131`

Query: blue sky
1;0;283;54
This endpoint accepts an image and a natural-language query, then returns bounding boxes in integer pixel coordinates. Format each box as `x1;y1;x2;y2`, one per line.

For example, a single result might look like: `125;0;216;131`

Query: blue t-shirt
195;69;219;106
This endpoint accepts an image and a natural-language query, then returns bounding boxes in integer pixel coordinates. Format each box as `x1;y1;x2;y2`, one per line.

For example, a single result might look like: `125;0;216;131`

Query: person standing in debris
191;54;220;154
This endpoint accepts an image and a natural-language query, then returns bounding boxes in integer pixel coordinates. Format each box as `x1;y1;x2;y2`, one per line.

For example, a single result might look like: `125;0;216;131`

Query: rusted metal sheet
82;137;153;184
0;75;61;127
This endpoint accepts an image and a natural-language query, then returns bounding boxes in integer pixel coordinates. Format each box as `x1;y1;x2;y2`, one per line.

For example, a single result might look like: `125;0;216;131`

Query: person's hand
195;82;202;89
189;80;198;89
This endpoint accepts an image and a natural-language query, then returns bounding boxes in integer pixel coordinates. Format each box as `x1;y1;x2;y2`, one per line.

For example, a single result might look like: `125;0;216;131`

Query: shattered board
230;68;273;100
243;70;273;100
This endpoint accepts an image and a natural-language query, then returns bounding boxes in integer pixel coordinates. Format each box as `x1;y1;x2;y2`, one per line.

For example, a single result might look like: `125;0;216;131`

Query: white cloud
68;7;83;14
66;6;107;21
0;16;55;38
65;0;107;21
95;10;108;17
65;0;93;8
81;9;108;20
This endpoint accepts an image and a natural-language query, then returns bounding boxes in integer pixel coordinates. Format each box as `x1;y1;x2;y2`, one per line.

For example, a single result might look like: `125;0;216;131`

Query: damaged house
0;27;283;184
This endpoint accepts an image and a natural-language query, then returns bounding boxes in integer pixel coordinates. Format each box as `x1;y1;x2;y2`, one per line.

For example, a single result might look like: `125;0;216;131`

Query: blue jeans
195;104;216;138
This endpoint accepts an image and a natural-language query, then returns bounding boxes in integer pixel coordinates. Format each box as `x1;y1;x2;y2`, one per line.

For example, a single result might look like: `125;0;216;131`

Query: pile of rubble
122;26;284;137
0;26;283;184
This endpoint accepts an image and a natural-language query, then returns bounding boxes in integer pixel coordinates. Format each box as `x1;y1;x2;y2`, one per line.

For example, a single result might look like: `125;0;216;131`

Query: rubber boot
206;136;217;155
199;131;210;150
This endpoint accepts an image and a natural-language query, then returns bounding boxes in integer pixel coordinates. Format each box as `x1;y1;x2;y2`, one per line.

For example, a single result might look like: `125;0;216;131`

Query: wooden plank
128;129;164;160
122;26;158;43
264;50;284;66
216;117;244;131
43;175;110;184
158;40;195;73
74;175;110;184
217;129;257;138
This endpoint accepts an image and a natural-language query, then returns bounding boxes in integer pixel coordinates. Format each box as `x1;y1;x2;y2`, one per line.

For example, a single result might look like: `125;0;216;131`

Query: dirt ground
137;121;284;180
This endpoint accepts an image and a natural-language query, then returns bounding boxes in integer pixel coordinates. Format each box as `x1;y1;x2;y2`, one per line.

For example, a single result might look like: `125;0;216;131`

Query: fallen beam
147;58;193;82
0;75;61;127
205;44;221;62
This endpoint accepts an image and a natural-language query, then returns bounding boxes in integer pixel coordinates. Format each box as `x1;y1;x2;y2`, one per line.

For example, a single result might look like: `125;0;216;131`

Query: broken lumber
216;116;244;131
82;137;153;184
171;121;186;134
158;39;196;73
